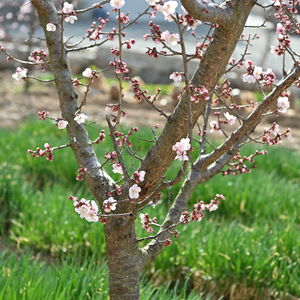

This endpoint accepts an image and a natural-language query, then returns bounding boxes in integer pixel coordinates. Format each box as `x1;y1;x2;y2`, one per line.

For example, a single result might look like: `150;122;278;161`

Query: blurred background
0;1;299;299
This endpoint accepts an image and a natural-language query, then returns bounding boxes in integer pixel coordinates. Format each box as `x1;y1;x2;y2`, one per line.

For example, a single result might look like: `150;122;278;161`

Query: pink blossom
46;23;56;32
224;112;236;126
161;30;179;46
277;96;290;113
169;72;182;82
73;198;99;222
129;184;141;199
110;0;125;9
103;197;117;213
210;120;221;133
172;137;191;161
242;74;256;84
112;163;123;174
12;67;28;80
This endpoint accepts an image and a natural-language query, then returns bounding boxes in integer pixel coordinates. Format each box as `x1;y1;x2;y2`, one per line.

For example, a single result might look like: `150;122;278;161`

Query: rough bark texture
105;220;143;300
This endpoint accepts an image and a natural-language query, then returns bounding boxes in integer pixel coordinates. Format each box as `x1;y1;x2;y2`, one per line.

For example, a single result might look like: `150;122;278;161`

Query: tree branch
180;0;233;26
195;64;300;173
31;0;114;201
138;0;255;200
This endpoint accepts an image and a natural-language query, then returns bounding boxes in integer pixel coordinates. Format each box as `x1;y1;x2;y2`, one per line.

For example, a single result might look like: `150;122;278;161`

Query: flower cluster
140;213;157;232
169;72;182;82
222;151;268;176
28;49;47;64
180;194;225;223
87;18;108;41
62;2;78;24
261;123;291;145
70;196;99;222
109;59;129;74
190;85;210;102
76;167;88;181
28;143;54;161
160;30;179;46
242;60;276;86
209;111;236;133
172;137;191;161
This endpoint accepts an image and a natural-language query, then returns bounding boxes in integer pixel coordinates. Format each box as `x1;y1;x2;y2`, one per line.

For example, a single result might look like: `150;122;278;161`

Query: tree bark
105;221;142;300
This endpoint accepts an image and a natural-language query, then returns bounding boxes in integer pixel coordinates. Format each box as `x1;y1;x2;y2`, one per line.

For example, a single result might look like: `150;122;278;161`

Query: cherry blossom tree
1;0;300;299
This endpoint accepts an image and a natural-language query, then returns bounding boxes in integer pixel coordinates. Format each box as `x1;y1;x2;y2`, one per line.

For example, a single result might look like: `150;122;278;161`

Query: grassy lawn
0;119;299;299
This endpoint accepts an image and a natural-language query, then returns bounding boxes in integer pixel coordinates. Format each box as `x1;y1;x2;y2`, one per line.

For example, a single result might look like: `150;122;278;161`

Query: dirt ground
0;72;299;150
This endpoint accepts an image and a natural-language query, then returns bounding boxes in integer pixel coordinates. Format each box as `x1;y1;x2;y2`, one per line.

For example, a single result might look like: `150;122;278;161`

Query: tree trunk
105;221;142;300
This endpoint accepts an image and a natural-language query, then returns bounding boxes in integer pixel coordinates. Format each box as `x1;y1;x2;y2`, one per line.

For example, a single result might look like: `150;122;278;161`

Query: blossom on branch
172;137;191;161
112;163;123;174
46;23;56;32
103;197;118;213
169;72;182;82
110;0;125;9
12;67;28;80
73;198;99;222
277;96;290;113
74;113;88;124
224;112;236;126
129;184;141;200
160;30;179;46
56;119;68;129
82;68;93;78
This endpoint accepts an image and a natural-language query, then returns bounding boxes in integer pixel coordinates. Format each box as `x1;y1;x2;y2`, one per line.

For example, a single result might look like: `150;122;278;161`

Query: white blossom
161;30;179;46
129;184;141;199
103;197;117;213
57;120;68;129
82;67;93;78
242;74;256;84
110;0;125;9
65;15;77;24
74;113;88;124
172;137;191;161
62;2;74;14
169;72;182;82
277;96;290;113
74;198;99;222
112;163;123;174
46;23;56;32
12;67;28;80
224;112;236;126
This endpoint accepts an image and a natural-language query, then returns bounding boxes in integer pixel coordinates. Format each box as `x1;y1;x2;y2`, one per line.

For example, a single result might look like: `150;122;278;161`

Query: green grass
0;119;299;299
0;251;204;300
